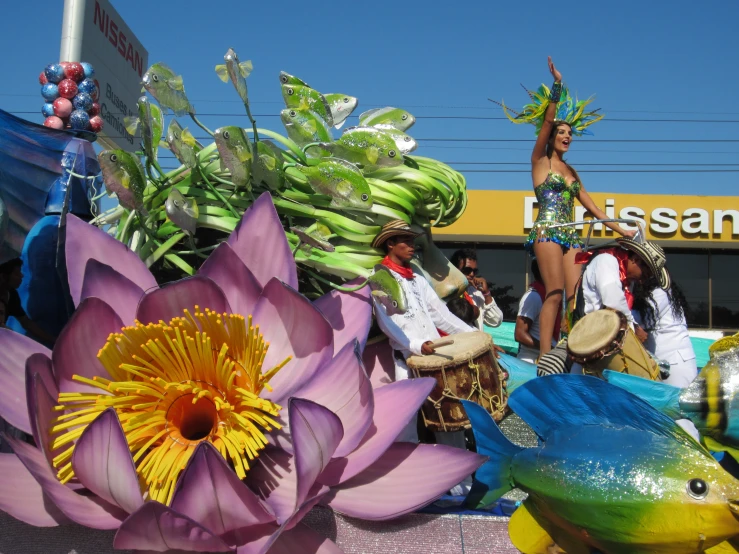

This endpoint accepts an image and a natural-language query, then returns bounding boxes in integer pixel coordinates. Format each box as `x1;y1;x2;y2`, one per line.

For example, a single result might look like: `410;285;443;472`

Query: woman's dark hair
531;259;542;282
447;296;476;325
450;248;477;268
632;273;690;329
546;122;582;184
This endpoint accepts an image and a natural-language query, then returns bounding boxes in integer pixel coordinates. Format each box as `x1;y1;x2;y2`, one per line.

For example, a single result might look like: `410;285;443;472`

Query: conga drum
567;308;661;381
406;331;508;432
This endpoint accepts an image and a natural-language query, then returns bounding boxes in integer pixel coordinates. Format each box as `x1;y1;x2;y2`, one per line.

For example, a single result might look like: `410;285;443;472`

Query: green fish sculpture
368;265;407;315
97;149;147;212
320;127;403;171
214;126;252;190
464;375;739;554
295;158;373;209
282;84;334;127
123;96;164;163
324;93;358;129
359;106;416;131
142;62;194;117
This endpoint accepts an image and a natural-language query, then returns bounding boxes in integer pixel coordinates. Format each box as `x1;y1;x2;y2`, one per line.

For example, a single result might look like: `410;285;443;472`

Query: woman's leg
532;241;565;358
563;246;584;318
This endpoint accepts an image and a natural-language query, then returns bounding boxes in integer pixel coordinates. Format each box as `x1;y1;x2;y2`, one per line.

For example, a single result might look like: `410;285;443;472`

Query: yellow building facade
434;191;739;329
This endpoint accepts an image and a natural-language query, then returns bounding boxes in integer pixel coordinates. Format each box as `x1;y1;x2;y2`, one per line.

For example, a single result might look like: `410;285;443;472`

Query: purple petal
293;341;373;458
249;400;342;525
0;328;51;433
65;214;157;307
0;453;70;526
362;339;395;389
6;435;127;529
313;279;372;352
265;523;342;554
252;279;333;405
319;378;435;486
170;442;275;546
52;297;123;394
25;357;60;467
113;502;232;552
80;259;145;325
325;443;486;520
136;275;231;324
72;409;143;514
226;192;297;289
198;243;263;318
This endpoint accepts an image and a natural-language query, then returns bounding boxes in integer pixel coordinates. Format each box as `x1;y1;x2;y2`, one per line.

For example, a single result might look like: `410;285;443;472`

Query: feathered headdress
491;83;604;136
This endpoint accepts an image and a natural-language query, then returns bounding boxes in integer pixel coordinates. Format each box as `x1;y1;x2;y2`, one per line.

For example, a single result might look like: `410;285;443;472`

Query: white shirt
373;267;474;358
582;253;635;327
468;286;503;329
633;287;696;367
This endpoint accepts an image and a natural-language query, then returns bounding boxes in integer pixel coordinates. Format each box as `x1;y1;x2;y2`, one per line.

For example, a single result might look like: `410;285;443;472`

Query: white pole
59;0;87;62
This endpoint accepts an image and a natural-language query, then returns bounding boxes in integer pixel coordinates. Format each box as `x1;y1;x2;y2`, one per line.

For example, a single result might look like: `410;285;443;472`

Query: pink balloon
44;116;64;130
38;71;48;85
53;97;73;118
89;115;104;133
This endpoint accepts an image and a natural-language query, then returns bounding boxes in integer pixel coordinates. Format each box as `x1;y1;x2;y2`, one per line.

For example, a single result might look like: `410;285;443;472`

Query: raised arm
577;186;636;237
531;57;562;165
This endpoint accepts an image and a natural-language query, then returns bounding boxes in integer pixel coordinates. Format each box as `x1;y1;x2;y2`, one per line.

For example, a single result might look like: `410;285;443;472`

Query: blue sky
2;0;738;196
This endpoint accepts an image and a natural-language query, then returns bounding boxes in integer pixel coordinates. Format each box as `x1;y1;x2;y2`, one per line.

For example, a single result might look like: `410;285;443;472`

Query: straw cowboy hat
371;220;422;249
616;237;670;290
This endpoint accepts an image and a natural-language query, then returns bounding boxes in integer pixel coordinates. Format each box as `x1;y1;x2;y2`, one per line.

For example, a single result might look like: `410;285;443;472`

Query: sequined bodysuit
524;171;583;252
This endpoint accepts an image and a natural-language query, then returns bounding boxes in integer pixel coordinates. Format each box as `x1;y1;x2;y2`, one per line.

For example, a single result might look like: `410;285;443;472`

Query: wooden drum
567;308;661;381
406;331;508;432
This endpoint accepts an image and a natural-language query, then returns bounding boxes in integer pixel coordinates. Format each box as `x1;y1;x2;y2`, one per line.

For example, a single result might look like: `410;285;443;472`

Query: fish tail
461;400;521;509
602;370;683;420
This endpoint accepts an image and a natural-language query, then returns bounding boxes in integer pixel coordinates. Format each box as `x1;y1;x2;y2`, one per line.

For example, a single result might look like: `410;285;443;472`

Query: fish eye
289;110;297;117
280;75;288;84
287;87;294;95
361;193;369;201
404;136;411;142
388;150;397;158
687;479;708;499
152;74;159;82
109;153;118;162
223;131;230;139
392;301;398;308
401;114;408;120
343;97;349;103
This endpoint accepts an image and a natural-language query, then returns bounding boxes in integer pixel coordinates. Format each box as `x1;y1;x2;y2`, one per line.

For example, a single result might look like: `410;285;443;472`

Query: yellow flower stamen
50;308;290;505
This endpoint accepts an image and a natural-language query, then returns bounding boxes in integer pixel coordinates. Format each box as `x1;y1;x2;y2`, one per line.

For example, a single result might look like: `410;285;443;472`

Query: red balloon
65;62;85;82
88;102;100;116
89;115;104;133
38;71;48;85
43;116;64;130
53;97;73;118
57;79;78;99
60;61;71;71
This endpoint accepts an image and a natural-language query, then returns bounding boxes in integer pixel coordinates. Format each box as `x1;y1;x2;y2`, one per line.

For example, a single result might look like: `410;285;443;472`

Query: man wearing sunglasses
450;248;503;330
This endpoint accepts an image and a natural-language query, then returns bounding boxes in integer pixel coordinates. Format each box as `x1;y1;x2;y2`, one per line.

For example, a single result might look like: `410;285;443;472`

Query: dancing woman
500;57;634;359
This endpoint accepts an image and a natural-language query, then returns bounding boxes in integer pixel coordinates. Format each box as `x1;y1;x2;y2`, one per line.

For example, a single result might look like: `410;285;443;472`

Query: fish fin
497;353;537;395
167;75;185;90
602;370;683;419
358;107;380;125
508;500;559;554
215;65;229;83
510;375;709;456
334;120;346;130
159;140;170;150
460;400;520;509
370;290;388;299
123;116;140;135
705;539;739;554
181;128;197;147
366;146;379;164
702;436;739;463
316;94;334;127
239;60;253;78
305;119;317;134
326;157;362;174
261;155;277;171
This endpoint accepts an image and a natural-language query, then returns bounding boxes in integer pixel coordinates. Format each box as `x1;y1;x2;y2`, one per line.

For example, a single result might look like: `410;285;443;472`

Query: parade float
1;50;739;554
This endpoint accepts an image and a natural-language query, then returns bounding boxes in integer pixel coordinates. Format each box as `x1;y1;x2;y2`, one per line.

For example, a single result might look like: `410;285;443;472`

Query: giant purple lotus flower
0;193;484;553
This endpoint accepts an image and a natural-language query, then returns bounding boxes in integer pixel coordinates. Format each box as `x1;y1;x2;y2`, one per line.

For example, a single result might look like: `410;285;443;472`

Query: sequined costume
524;171;583;251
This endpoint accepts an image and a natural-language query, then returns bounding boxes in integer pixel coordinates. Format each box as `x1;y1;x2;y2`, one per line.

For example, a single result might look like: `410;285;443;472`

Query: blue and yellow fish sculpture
463;375;739;554
604;337;739;460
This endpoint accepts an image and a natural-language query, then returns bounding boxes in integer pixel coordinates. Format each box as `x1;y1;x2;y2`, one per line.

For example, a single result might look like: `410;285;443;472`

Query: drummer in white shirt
371;221;475;494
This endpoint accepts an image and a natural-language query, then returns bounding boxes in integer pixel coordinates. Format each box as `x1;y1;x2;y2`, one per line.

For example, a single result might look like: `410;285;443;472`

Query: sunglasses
461;267;478;277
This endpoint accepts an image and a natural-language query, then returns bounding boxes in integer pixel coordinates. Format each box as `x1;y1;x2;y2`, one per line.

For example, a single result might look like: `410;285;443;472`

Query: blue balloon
72;92;93;111
69;109;90;130
41;102;55;117
41;83;59;101
80;62;95;79
44;63;65;84
78;78;97;96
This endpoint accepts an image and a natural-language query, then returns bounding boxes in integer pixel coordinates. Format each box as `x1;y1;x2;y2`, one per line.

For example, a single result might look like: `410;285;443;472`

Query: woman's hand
548;56;562;83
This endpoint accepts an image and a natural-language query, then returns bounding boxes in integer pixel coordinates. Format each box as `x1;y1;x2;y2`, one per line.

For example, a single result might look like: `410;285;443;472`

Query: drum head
406;331;492;370
568;309;624;357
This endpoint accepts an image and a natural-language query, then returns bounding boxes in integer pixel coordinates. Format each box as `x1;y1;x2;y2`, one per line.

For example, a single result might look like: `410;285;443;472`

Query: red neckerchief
381;256;414;280
463;291;476;307
575;248;634;309
530;281;562;339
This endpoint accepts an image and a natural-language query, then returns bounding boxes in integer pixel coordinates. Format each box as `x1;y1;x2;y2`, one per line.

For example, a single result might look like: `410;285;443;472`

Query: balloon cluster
40;62;103;133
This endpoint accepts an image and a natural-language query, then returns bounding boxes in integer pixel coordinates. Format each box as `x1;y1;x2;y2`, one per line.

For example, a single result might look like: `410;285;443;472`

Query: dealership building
434;190;739;330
